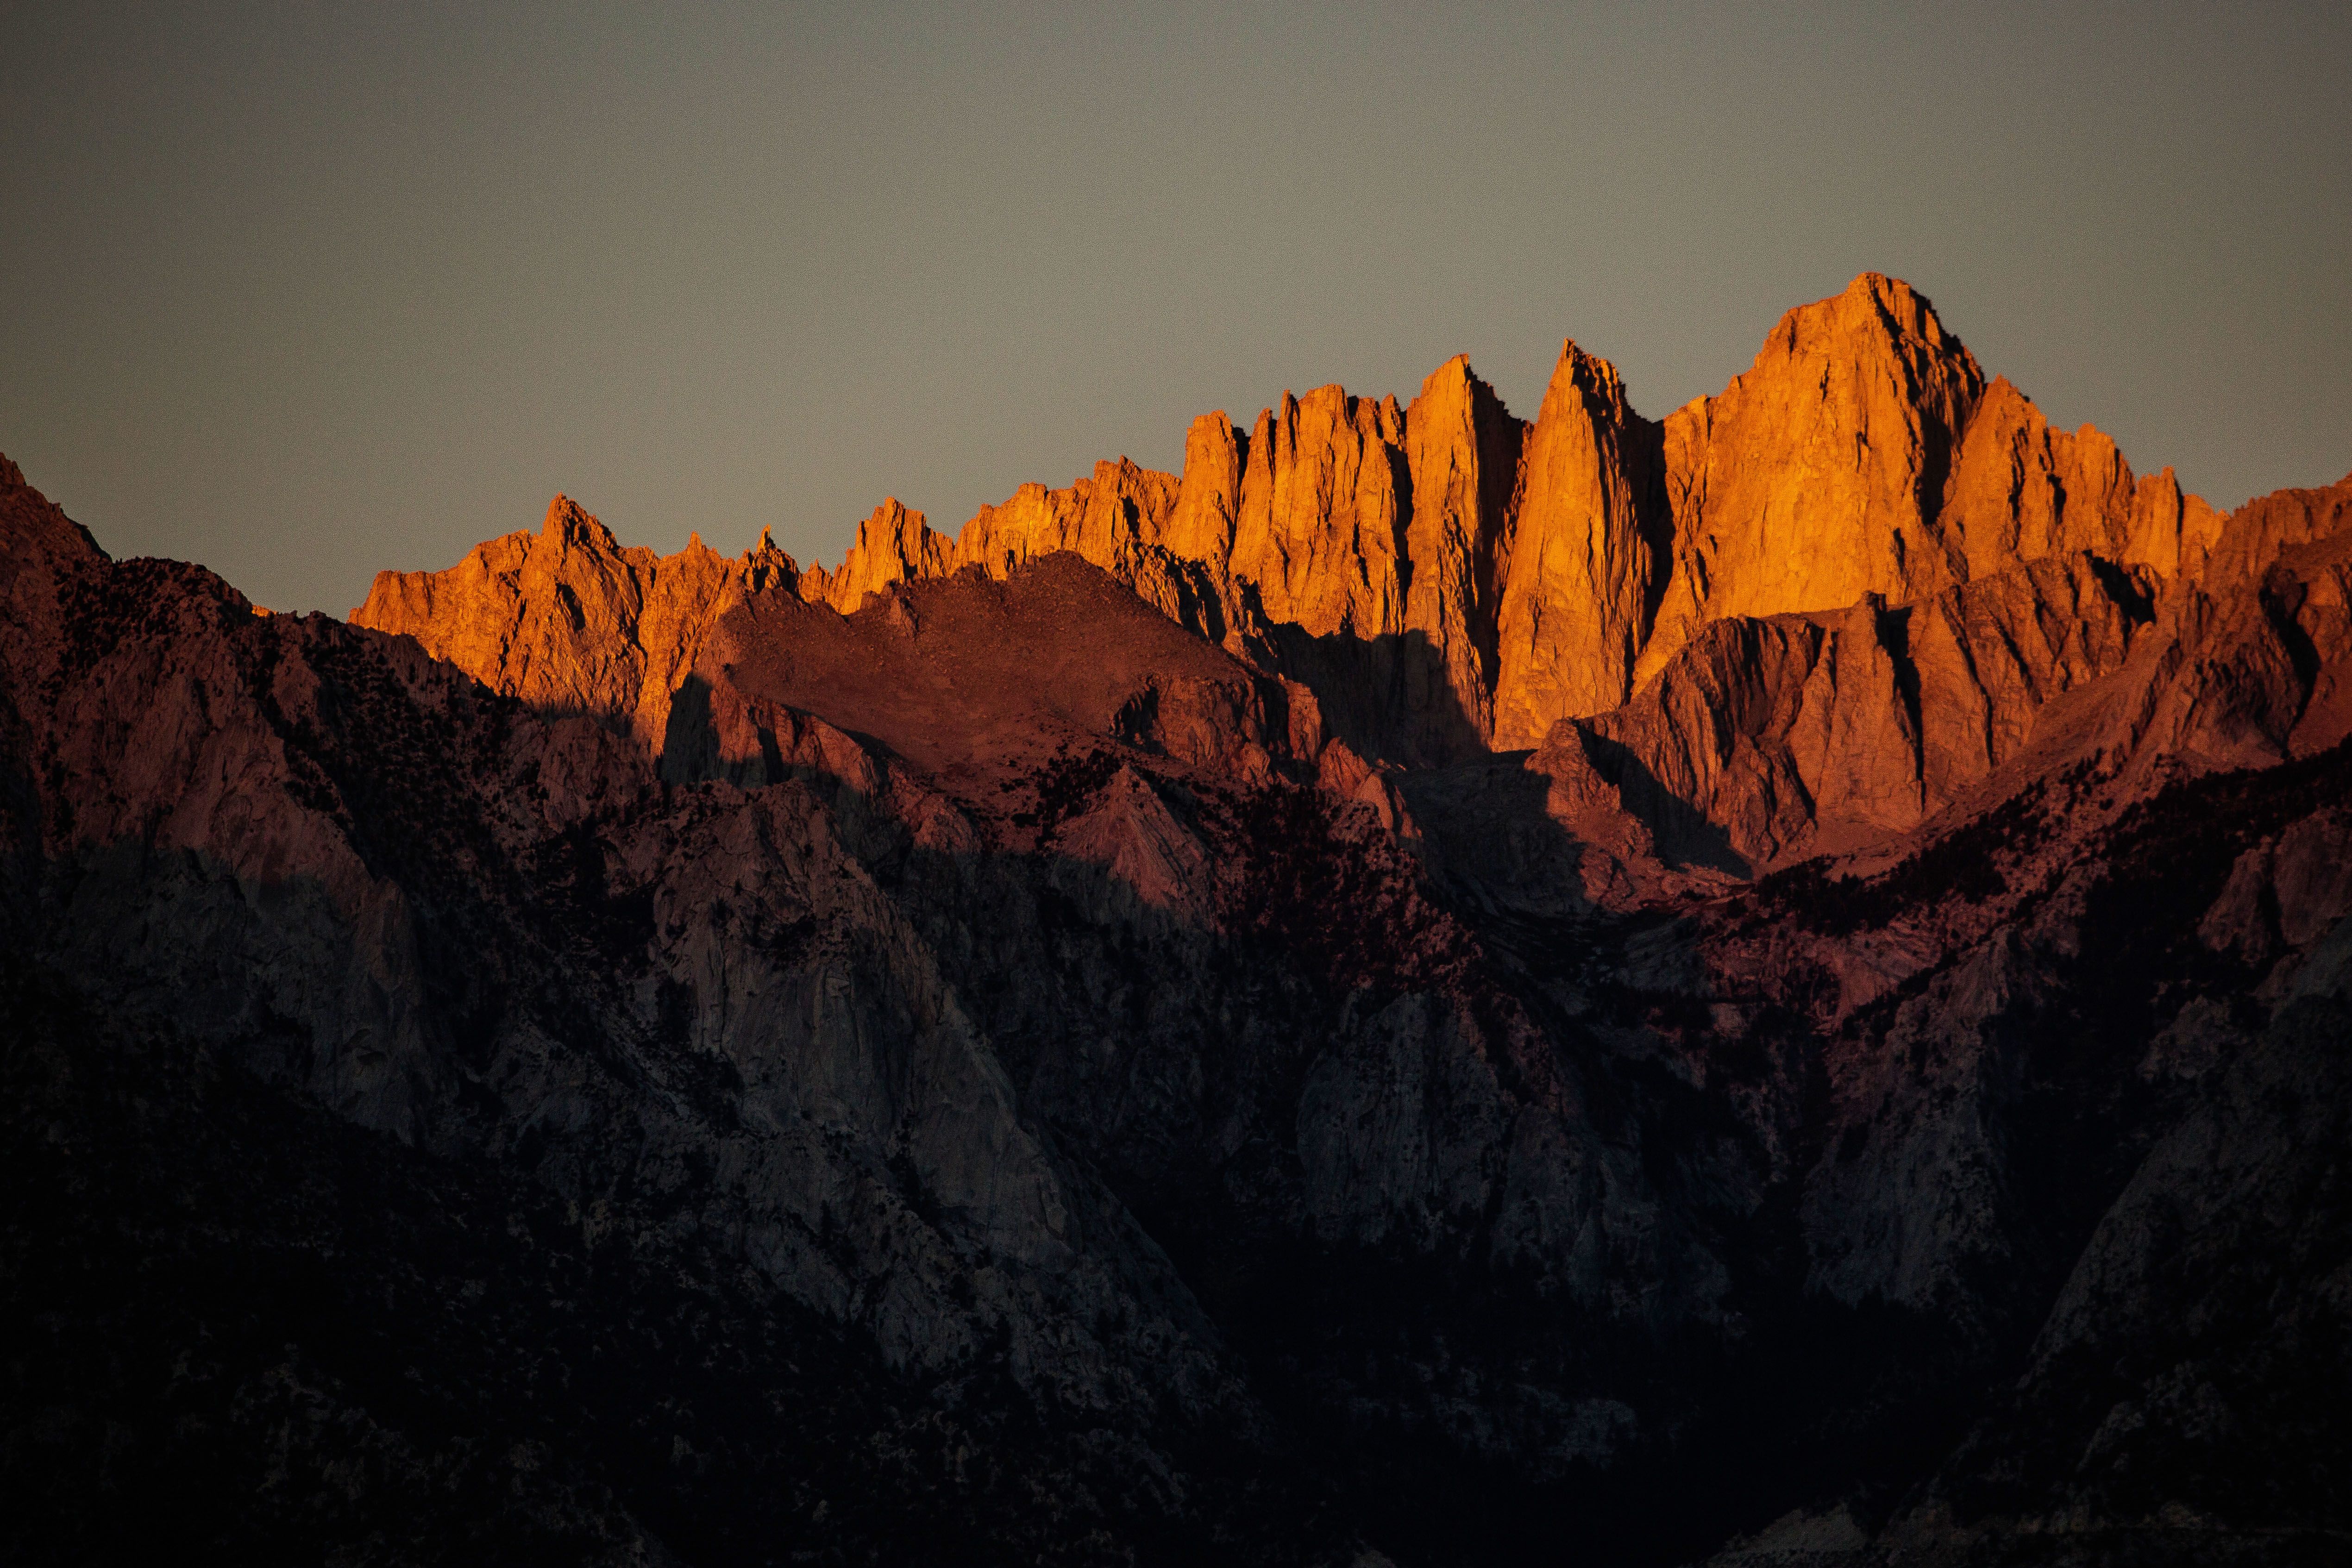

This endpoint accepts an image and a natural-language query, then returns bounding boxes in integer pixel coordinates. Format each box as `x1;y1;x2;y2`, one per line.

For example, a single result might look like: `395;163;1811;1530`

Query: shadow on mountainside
1257;621;1491;770
645;708;2128;1560
0;939;1347;1568
1578;729;1751;877
18;645;2352;1566
1392;755;1607;920
0;813;1960;1568
452;654;1973;1560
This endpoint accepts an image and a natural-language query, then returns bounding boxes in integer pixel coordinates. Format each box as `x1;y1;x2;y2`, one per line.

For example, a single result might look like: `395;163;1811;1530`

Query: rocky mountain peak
540;492;620;553
342;276;2245;794
1548;337;1634;414
740;525;802;597
354;492;797;744
0;450;105;591
1487;338;1663;746
800;498;955;614
1812;270;1980;371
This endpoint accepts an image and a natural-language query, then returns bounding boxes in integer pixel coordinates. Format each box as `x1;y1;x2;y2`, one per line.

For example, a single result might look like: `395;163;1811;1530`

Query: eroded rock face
1530;550;2162;872
1940;376;2226;582
353;495;800;744
952;461;1180;585
1637;277;2223;692
1489;343;1666;746
1643;273;1988;684
791;496;955;616
1399;356;1521;751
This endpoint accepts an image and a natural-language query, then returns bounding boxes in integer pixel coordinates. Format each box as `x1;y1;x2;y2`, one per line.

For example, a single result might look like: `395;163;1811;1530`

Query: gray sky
5;1;2346;615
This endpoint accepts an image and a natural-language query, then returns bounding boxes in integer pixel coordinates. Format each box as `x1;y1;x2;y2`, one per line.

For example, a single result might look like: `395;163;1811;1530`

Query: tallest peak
1754;272;1976;386
1832;272;1955;342
1844;270;1916;299
1839;271;1936;318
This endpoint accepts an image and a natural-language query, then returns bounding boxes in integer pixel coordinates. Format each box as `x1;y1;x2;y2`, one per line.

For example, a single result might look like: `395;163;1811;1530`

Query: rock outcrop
1488;342;1665;746
1640;273;1988;684
797;496;956;614
1524;548;2160;872
1397;357;1520;750
353;495;799;743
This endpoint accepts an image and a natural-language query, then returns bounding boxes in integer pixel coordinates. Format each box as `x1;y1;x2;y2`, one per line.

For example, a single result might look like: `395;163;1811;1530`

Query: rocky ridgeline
357;276;2227;765
5;279;2352;1567
354;276;2285;882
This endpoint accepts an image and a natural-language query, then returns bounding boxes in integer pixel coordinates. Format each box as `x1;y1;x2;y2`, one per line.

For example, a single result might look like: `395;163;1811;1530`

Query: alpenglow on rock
359;275;2229;786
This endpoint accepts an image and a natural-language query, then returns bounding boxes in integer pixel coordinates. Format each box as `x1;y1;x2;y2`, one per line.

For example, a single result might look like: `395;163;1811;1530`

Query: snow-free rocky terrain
6;277;2350;1566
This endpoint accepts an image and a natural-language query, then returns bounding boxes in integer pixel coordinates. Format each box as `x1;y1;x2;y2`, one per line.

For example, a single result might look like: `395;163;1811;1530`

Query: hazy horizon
5;1;2346;614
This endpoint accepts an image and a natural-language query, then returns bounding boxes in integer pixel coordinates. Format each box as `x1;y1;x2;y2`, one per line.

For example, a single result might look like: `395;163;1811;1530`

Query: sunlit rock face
1643;273;1988;677
9;276;2352;1566
350;279;2227;811
353;494;801;746
362;277;2235;784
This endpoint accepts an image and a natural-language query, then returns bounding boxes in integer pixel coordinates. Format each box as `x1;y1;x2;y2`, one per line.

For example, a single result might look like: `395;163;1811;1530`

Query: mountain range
6;275;2350;1566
